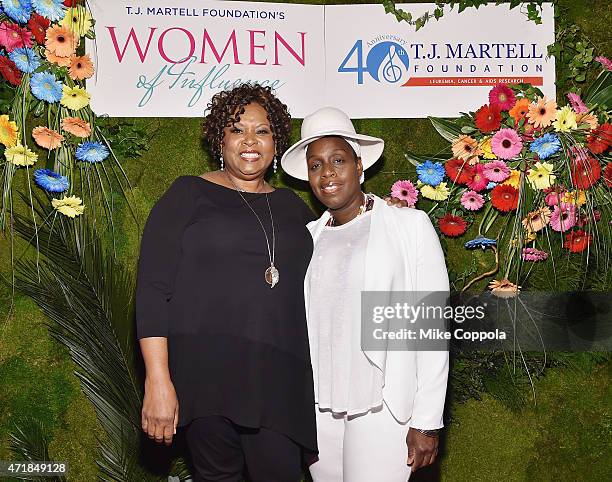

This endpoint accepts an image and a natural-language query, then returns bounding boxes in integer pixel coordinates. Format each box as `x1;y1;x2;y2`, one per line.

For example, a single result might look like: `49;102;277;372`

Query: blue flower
8;47;40;73
76;141;110;163
34;168;69;192
2;0;32;23
486;181;497;190
465;235;497;250
30;72;63;103
530;133;561;160
417;160;445;186
32;0;65;21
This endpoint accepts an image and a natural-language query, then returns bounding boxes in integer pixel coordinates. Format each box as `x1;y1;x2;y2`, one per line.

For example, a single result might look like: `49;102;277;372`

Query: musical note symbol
378;45;403;84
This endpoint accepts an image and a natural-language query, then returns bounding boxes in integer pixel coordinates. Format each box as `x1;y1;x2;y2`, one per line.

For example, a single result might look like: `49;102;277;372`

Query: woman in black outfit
135;84;317;481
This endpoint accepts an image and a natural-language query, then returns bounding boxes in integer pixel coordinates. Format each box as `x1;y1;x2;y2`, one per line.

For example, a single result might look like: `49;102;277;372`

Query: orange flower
451;135;482;164
68;54;94;80
489;279;521;298
45;25;78;58
45;49;72;67
509;98;530;124
32;126;64;149
577;113;599;130
527;96;557;128
62;116;91;137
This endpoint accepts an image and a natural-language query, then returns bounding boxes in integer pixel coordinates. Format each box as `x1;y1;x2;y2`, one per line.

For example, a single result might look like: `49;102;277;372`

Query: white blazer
305;195;450;429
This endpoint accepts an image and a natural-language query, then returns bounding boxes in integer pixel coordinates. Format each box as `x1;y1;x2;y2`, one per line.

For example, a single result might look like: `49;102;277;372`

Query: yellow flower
0;115;19;147
60;6;92;37
503;169;521;189
420;182;450;201
5;144;38;166
552;106;577;132
60;85;91;111
527;162;556;190
479;137;497;160
561;190;587;206
52;195;85;218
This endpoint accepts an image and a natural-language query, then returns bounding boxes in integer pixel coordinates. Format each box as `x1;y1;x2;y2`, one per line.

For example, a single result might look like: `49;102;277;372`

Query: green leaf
461;125;477;134
428;116;463;142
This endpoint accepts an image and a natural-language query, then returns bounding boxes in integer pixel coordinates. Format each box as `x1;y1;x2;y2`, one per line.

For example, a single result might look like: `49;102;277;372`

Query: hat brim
281;130;384;181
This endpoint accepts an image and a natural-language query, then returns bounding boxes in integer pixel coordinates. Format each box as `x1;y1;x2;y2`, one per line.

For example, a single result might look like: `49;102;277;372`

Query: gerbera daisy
63;0;80;6
503;169;521;189
482;160;510;183
33;168;69;192
451;135;481;163
8;47;40;73
570;149;601;189
479;137;497;160
527;161;556;190
550;203;576;232
52;195;84;217
75;141;109;163
460;190;484;211
390;179;418;207
438;214;467;237
553;106;578;132
45;48;71;67
32;126;64;149
0;21;33;52
566;93;588;114
0;55;22;86
595;56;612;71
489;84;516;111
544;186;565;207
489;279;521;298
420;182;450;201
474;104;501;133
27;13;50;44
576;113;599;130
530;133;561;160
444;158;473;185
30;71;63;103
491;128;523;160
61;116;90;137
68;54;94;80
45;24;77;57
509;98;530;124
0;115;19;147
60;5;92;37
465;163;488;192
521;207;551;232
564;230;592;253
60;84;90;110
464;235;496;250
522;248;548;262
2;0;33;23
527;96;557;128
604;162;612;188
32;0;66;21
561;190;587;207
416;160;445;186
522;122;541;142
490;184;519;212
587;123;611;154
5;144;38;166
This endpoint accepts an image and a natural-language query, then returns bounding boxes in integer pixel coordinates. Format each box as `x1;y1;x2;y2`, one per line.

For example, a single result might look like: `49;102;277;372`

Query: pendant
265;265;279;288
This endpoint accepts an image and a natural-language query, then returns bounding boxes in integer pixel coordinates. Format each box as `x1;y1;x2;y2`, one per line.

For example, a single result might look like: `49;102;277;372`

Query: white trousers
309;403;412;482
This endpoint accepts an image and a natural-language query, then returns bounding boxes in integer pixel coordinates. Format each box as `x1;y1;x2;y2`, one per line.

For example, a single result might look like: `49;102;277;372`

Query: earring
273;156;278;173
220;155;224;171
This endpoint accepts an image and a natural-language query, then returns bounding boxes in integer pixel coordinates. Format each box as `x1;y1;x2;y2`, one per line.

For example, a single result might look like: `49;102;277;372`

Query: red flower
444;158;474;185
0;56;22;86
564;230;592;253
490;184;519;212
63;0;82;6
474;104;502;133
587;123;612;154
571;152;601;189
27;14;50;45
438;214;468;237
604;162;612;188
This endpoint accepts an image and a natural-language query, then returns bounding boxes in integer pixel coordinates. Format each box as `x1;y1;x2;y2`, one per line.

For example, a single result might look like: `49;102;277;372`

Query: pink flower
545;191;564;206
460;190;485;211
522;247;548;262
390;179;418;207
550;203;577;232
595;56;612;71
567;93;588;114
483;160;510;183
0;22;33;52
489;84;516;111
491;128;523;160
466;163;489;192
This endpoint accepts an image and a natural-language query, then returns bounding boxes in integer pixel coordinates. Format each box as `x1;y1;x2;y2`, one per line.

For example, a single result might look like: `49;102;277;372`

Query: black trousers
185;416;303;482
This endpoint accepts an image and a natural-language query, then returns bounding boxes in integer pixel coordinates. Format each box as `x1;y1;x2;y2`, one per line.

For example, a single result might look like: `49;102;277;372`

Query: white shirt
308;211;384;415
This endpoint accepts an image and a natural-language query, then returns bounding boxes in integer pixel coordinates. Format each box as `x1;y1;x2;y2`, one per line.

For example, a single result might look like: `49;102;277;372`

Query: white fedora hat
281;107;384;181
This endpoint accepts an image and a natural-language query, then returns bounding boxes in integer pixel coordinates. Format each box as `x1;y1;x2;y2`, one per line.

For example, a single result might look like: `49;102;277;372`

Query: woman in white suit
281;107;450;482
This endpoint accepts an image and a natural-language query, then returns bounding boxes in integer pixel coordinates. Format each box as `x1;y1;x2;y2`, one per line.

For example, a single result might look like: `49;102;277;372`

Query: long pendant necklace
225;172;279;288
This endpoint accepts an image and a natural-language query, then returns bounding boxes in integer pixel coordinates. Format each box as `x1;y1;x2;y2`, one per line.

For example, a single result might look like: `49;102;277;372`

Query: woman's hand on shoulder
384;195;414;208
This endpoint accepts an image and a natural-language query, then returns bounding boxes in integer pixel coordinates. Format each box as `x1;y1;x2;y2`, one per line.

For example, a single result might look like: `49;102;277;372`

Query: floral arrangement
393;66;612;294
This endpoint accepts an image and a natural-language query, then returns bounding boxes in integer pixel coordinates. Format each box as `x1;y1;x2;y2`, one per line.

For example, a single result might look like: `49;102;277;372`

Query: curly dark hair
203;83;292;163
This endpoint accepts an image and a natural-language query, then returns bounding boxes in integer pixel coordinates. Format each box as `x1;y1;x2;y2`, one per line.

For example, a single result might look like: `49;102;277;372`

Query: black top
136;175;317;453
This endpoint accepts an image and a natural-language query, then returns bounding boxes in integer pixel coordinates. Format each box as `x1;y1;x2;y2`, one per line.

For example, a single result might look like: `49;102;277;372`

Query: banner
86;1;555;118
